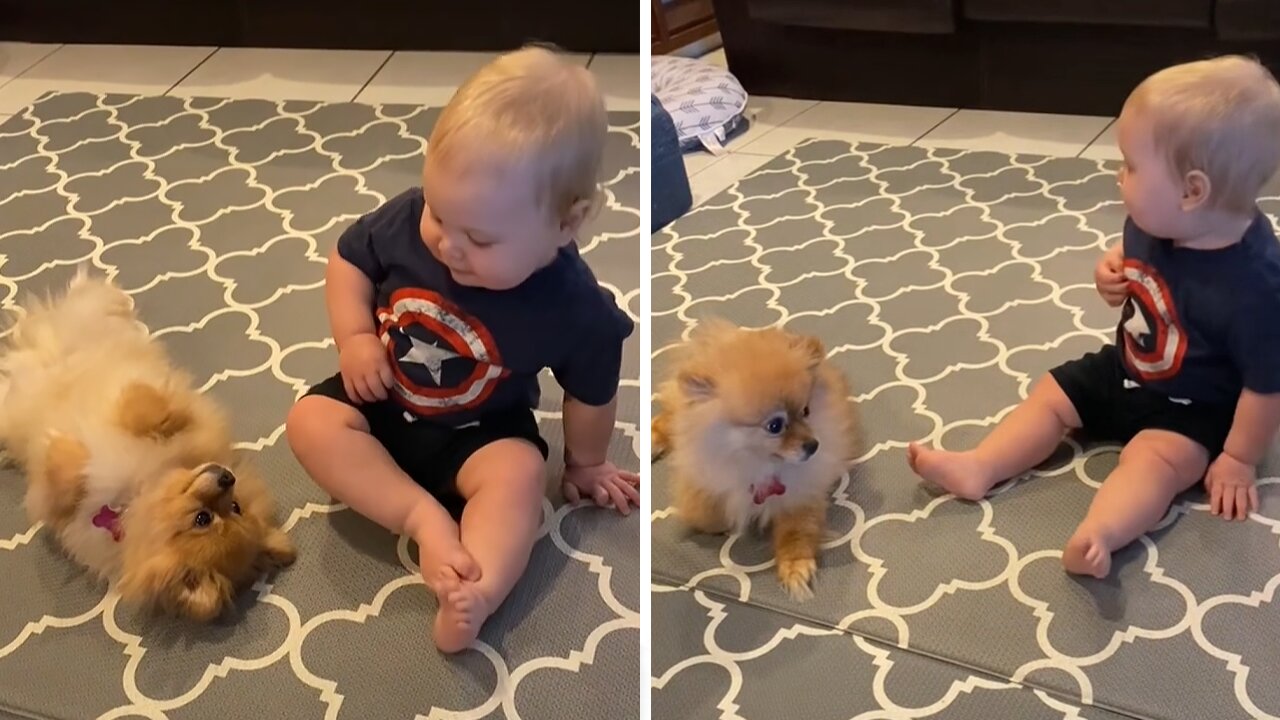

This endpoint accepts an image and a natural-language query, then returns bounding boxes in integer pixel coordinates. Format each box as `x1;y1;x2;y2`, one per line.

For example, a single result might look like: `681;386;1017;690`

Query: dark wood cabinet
653;0;718;54
0;0;640;54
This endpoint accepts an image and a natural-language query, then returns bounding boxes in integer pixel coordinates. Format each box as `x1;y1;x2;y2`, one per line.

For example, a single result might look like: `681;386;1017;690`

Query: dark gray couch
713;0;1280;114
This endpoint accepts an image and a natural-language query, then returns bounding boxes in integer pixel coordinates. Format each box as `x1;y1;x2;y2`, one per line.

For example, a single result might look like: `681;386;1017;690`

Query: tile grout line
908;107;961;146
351;50;396;103
162;46;220;96
1076;118;1116;159
0;43;66;93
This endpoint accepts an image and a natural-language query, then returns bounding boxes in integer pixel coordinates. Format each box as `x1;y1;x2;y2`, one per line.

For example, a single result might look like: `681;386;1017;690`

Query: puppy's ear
792;335;826;369
174;567;233;622
678;370;716;401
117;557;231;621
257;528;297;569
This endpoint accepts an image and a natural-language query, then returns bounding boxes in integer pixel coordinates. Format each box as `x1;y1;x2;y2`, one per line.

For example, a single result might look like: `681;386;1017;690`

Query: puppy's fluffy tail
3;269;136;360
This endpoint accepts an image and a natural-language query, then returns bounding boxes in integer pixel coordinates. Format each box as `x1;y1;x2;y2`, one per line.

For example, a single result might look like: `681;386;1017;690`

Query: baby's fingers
1208;480;1223;516
562;482;582;504
378;362;396;394
365;370;389;400
1233;484;1254;517
592;485;611;508
615;478;640;507
605;482;632;515
619;470;641;486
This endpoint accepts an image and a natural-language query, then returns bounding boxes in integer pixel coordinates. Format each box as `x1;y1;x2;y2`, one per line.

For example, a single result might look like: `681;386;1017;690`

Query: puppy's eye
802;405;810;417
765;417;786;435
194;510;212;528
231;501;241;515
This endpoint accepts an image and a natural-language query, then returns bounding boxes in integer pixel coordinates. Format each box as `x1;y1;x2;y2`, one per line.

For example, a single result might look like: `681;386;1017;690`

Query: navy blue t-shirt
336;188;634;426
1117;212;1280;405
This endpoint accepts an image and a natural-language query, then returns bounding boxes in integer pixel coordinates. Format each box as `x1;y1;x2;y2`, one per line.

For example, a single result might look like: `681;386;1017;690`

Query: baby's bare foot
1062;530;1111;579
907;443;995;501
410;506;479;597
433;580;491;654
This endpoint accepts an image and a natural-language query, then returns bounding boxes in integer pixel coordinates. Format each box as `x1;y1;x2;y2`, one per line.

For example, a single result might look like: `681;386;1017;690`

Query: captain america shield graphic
1120;258;1187;381
376;288;509;415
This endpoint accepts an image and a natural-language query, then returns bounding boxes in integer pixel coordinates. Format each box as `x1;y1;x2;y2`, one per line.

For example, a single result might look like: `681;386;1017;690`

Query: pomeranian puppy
0;272;296;621
653;319;856;599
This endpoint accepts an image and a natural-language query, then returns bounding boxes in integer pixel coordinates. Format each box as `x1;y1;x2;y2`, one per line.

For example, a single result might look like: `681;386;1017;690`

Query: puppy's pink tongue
751;477;787;504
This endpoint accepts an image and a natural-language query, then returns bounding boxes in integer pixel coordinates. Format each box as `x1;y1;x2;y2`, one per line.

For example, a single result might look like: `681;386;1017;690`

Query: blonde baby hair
426;44;608;220
1125;54;1280;215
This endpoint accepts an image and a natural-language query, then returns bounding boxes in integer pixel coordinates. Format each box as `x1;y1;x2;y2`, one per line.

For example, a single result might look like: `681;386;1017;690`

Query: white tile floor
681;47;1122;207
0;42;640;113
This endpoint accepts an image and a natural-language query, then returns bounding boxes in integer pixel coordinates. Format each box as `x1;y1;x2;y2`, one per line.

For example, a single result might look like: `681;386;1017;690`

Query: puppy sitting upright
653;319;856;598
0;272;296;621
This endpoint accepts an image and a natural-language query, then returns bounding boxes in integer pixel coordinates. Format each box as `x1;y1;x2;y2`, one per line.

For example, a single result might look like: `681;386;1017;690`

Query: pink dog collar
750;476;786;505
92;505;124;542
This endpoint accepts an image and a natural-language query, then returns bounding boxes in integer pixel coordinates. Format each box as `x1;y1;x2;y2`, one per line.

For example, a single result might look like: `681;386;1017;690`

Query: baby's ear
1181;169;1211;211
678;369;716;402
559;196;596;241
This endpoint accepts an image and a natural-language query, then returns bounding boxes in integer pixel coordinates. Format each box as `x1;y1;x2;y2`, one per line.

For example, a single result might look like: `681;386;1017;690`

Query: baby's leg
909;374;1082;500
433;438;546;653
284;396;476;594
1063;429;1207;578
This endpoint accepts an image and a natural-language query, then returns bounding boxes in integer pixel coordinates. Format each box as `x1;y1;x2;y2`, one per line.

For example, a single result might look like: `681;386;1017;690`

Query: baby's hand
562;462;641;515
1206;452;1259;521
1094;250;1127;307
339;332;395;404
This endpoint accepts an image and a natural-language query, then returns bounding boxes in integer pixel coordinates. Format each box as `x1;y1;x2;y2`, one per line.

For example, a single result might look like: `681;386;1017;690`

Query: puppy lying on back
653;319;857;598
0;272;295;621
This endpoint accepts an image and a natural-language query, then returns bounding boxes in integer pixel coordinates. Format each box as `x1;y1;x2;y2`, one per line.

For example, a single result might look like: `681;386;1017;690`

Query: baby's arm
561;393;640;514
1207;389;1280;519
1094;241;1127;307
326;248;395;403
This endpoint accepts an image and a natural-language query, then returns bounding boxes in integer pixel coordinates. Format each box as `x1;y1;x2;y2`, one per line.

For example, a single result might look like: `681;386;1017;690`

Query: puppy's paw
116;382;191;440
777;556;816;601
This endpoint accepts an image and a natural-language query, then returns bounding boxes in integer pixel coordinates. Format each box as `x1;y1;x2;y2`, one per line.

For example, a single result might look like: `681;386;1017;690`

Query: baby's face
1115;107;1188;239
420;149;567;290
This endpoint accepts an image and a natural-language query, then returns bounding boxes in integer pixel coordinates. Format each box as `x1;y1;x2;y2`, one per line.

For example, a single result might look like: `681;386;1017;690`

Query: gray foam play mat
0;92;639;720
650;138;1280;720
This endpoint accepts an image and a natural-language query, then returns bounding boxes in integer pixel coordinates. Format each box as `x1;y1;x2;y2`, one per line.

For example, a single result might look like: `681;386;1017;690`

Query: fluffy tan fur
0;272;296;621
653;319;858;599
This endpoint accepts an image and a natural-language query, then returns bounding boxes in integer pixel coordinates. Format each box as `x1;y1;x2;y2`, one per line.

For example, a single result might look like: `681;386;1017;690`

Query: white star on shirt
1124;299;1151;342
399;335;456;385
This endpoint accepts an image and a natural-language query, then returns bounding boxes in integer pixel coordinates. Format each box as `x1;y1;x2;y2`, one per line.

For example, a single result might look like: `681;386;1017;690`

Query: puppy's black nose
215;467;236;489
802;439;820;457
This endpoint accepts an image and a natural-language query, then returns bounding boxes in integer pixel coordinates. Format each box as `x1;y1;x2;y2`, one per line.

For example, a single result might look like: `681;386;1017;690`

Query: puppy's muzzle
196;463;236;493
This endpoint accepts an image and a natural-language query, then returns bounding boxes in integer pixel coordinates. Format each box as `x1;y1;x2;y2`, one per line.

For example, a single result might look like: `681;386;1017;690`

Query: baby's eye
764;416;786;435
194;510;212;527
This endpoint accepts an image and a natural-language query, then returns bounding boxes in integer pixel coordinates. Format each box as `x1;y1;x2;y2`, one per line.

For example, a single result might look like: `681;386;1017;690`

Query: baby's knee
285;395;367;448
1031;373;1081;428
1120;431;1208;482
458;438;547;502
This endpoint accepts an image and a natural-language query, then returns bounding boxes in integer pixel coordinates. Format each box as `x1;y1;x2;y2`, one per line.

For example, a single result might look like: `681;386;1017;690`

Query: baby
285;46;639;652
909;55;1280;578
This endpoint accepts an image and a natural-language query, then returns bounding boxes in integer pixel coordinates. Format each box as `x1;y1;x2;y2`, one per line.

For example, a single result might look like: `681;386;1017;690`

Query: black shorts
1049;345;1237;457
304;373;549;516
